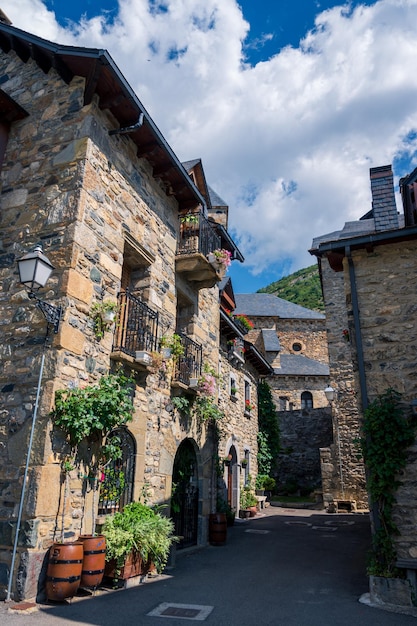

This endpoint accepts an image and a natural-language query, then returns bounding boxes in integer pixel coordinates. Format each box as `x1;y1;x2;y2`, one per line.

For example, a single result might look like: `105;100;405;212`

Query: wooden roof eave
0;22;205;211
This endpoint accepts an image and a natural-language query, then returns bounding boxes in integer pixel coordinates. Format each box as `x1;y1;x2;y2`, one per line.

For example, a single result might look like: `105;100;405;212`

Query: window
279;396;289;411
230;375;237;398
301;391;313;410
98;428;136;515
292;342;302;352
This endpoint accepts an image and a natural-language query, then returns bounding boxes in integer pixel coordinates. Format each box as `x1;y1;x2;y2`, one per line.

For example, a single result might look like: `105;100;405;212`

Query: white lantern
17;245;54;291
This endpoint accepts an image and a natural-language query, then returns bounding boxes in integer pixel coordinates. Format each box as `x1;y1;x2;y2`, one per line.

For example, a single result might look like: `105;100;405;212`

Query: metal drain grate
147;603;214;621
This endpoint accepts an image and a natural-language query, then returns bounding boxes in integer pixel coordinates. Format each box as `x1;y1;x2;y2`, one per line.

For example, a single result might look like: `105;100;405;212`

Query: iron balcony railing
177;212;221;257
113;290;159;357
173;332;203;386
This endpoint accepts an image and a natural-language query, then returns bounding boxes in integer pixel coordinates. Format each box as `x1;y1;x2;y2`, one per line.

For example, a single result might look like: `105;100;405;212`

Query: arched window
98;428;136;515
301;391;313;410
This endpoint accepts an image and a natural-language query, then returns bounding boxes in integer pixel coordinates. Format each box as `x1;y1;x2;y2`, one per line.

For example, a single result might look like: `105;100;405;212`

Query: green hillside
257;264;324;312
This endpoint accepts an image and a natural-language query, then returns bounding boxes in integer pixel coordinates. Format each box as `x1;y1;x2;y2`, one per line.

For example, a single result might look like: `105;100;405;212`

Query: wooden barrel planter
78;535;106;589
208;513;227;546
45;541;83;601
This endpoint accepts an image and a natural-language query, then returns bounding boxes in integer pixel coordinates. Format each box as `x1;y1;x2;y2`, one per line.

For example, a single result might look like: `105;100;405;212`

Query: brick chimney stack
370;165;399;232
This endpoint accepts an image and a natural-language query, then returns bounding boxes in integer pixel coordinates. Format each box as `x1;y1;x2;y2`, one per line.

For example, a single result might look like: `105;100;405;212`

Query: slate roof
208;185;227;208
262;329;281;352
310;215;405;251
274;355;329;377
234;293;325;320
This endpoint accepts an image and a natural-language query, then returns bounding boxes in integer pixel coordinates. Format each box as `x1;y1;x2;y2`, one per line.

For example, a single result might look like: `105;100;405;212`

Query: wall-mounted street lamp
6;245;62;602
324;385;336;403
17;245;62;333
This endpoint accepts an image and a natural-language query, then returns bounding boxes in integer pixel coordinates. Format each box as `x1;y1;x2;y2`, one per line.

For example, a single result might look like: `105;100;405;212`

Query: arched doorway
171;439;199;549
226;445;238;512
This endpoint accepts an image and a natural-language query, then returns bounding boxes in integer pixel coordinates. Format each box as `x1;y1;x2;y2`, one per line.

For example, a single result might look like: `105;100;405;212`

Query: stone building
310;164;417;524
233;293;332;494
0;21;264;600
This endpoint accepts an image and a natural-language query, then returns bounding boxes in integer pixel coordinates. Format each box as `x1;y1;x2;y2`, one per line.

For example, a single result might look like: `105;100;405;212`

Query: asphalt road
4;506;417;625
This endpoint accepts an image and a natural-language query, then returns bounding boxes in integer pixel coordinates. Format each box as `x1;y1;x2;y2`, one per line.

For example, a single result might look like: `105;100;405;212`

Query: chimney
369;165;399;232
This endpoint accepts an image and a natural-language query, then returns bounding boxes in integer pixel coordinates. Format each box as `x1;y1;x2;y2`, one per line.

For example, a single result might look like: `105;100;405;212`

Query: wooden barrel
208;513;227;546
78;535;106;588
45;542;83;601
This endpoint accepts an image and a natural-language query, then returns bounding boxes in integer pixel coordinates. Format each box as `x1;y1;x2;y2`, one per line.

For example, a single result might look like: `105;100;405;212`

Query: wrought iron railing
173;332;203;386
112;290;159;357
177;211;221;257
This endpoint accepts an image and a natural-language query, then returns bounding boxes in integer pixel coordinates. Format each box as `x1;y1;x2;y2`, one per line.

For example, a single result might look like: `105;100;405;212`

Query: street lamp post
6;245;62;602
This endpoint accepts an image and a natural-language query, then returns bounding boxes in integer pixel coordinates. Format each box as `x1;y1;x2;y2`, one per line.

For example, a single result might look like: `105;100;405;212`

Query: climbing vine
257;381;280;475
360;388;416;577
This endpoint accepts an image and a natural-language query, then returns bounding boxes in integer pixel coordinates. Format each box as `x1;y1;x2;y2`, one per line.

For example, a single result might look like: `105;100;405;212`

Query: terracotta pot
45;542;83;601
208;513;227;546
248;506;257;517
78;535;106;589
104;551;146;580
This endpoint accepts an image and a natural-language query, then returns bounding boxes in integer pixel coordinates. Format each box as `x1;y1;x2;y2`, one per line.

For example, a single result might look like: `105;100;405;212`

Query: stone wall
318;258;368;510
0;48;224;599
343;241;417;554
276;407;333;493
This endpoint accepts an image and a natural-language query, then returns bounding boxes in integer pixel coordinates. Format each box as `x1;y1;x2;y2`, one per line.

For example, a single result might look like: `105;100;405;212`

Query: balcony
176;212;223;288
172;332;203;388
228;338;245;366
111;290;159;369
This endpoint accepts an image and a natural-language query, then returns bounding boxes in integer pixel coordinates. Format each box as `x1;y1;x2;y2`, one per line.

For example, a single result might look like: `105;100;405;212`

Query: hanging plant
89;300;118;340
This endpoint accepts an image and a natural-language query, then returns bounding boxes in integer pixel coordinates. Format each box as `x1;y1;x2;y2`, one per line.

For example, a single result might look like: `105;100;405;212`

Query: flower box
104;551;148;580
135;351;152;365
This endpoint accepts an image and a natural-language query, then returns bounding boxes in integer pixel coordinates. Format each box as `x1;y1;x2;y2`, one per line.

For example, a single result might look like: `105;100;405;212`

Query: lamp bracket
28;292;62;333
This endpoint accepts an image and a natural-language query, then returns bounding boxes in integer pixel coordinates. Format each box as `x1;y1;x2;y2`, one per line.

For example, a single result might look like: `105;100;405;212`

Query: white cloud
2;0;417;278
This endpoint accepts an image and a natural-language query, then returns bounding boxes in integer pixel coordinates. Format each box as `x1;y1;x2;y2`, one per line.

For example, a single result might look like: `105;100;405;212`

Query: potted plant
102;502;177;581
160;333;185;359
245;399;255;413
241;458;248;468
208;248;232;271
89;300;118;340
233;314;254;333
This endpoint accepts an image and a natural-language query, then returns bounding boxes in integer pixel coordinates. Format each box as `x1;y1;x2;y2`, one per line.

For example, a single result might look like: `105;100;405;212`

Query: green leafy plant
257;381;280;475
360;388;416;577
233;313;254;332
89;300;118;340
195;395;224;422
180;213;199;226
52;372;134;534
52;372;134;448
160;333;185;358
102;502;177;576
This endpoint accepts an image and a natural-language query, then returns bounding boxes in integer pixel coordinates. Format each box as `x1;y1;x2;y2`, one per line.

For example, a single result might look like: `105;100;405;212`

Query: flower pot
208;513;227;546
239;509;251;519
45;542;84;601
248;506;257;517
104;551;146;580
78;534;106;589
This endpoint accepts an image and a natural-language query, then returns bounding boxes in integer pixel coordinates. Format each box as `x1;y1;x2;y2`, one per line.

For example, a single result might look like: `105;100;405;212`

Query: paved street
3;506;417;625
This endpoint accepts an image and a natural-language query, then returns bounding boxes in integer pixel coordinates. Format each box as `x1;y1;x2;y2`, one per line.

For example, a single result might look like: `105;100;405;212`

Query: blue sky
3;1;417;294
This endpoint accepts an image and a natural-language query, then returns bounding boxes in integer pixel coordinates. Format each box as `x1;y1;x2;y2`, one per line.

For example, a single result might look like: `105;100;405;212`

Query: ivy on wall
257;381;280;476
360;388;417;577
